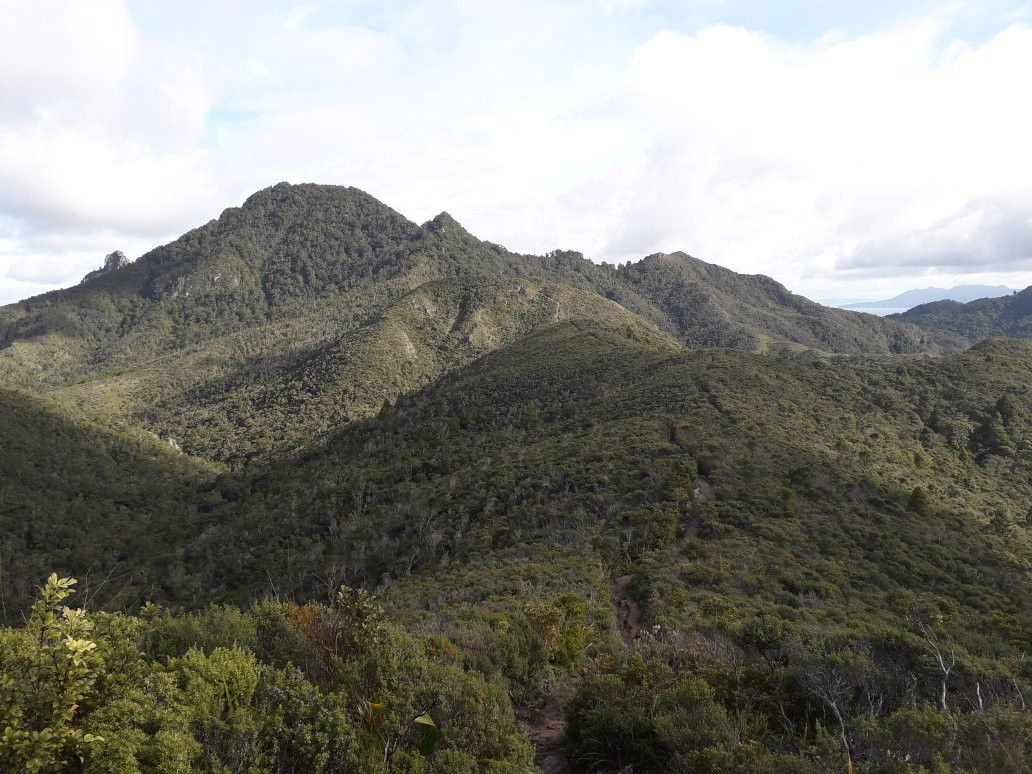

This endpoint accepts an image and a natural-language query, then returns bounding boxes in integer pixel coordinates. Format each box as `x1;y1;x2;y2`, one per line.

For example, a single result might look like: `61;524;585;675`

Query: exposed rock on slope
80;250;131;284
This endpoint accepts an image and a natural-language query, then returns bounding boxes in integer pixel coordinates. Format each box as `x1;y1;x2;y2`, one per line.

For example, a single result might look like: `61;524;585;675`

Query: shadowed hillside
0;184;944;465
892;286;1032;345
0;388;216;614
4;323;1029;770
1;185;1029;772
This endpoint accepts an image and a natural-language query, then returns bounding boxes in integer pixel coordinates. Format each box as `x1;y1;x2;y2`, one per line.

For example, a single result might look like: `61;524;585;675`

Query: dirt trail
611;575;643;650
519;570;651;768
517;686;574;773
694;478;712;504
684;477;712;540
520;485;711;769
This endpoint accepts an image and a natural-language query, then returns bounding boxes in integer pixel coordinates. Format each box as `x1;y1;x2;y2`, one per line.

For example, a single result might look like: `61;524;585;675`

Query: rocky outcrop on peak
81;251;131;284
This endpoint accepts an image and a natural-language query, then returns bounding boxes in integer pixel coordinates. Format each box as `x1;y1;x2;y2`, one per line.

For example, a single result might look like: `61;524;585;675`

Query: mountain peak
238;181;393;214
3;184;950;364
80;250;131;284
424;211;471;238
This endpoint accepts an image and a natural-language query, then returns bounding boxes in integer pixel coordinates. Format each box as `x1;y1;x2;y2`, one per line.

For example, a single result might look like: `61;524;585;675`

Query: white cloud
577;18;1032;297
2;1;1032;303
0;0;137;118
845;197;1032;273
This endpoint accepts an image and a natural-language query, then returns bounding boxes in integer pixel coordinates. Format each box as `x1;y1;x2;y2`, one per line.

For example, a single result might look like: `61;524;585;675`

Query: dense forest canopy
1;184;1030;772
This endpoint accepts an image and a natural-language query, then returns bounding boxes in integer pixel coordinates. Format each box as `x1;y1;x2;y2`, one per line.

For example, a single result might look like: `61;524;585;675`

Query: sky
2;0;1032;305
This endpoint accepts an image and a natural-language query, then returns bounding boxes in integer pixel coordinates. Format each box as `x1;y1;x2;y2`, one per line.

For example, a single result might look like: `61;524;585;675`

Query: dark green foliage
0;389;216;614
2;183;941;465
565;654;740;772
618;251;938;354
894;286;1032;345
1;185;1031;770
907;486;932;517
3;322;1032;769
780;486;798;515
973;410;1018;457
621;505;680;557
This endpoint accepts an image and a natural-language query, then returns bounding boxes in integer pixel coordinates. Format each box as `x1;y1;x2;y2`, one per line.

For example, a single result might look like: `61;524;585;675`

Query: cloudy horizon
2;0;1032;306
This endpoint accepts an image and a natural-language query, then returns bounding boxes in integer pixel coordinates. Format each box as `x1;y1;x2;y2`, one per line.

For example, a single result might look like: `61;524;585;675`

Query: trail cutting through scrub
516;681;582;771
684;477;712;540
521;568;655;769
517;684;577;773
611;574;643;650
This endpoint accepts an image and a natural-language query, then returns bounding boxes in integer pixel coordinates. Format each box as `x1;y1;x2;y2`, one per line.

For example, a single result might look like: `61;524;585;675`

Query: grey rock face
81;251;130;283
103;250;129;271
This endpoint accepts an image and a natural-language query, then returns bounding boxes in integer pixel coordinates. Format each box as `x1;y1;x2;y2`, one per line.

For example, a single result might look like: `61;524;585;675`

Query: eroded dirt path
517;684;575;773
519;569;654;769
684;477;712;540
611;574;643;650
521;491;712;769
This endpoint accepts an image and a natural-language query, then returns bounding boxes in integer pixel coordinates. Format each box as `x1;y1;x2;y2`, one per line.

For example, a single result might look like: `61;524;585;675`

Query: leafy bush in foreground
0;575;532;773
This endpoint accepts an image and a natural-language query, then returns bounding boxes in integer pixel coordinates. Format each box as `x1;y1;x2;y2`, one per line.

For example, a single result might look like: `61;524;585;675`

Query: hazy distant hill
891;285;1032;345
843;284;1016;310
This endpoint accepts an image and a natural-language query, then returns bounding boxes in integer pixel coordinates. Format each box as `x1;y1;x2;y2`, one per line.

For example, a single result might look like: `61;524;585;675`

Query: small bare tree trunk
919;623;955;711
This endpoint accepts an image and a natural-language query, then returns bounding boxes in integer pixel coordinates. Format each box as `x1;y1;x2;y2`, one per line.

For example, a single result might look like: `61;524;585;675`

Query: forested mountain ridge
2;183;1030;772
617;251;938;352
3;323;1031;771
892;285;1032;345
0;183;943;464
0;183;940;365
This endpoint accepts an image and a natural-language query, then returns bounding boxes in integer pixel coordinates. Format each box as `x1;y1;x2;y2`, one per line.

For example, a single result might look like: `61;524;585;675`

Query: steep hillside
617;252;938;352
187;327;1032;625
137;277;668;463
892;286;1032;344
0;388;216;614
0;184;946;466
167;327;1032;771
0;184;431;374
3;184;1029;770
3;322;1029;770
0;183;941;377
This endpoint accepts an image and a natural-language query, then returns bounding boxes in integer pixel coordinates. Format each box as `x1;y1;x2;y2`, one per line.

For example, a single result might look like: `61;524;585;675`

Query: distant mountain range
891;287;1032;344
842;284;1016;310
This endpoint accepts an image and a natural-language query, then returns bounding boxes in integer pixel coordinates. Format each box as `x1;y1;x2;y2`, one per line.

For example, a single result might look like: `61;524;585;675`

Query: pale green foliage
171;647;261;770
0;576;534;772
0;574;104;772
